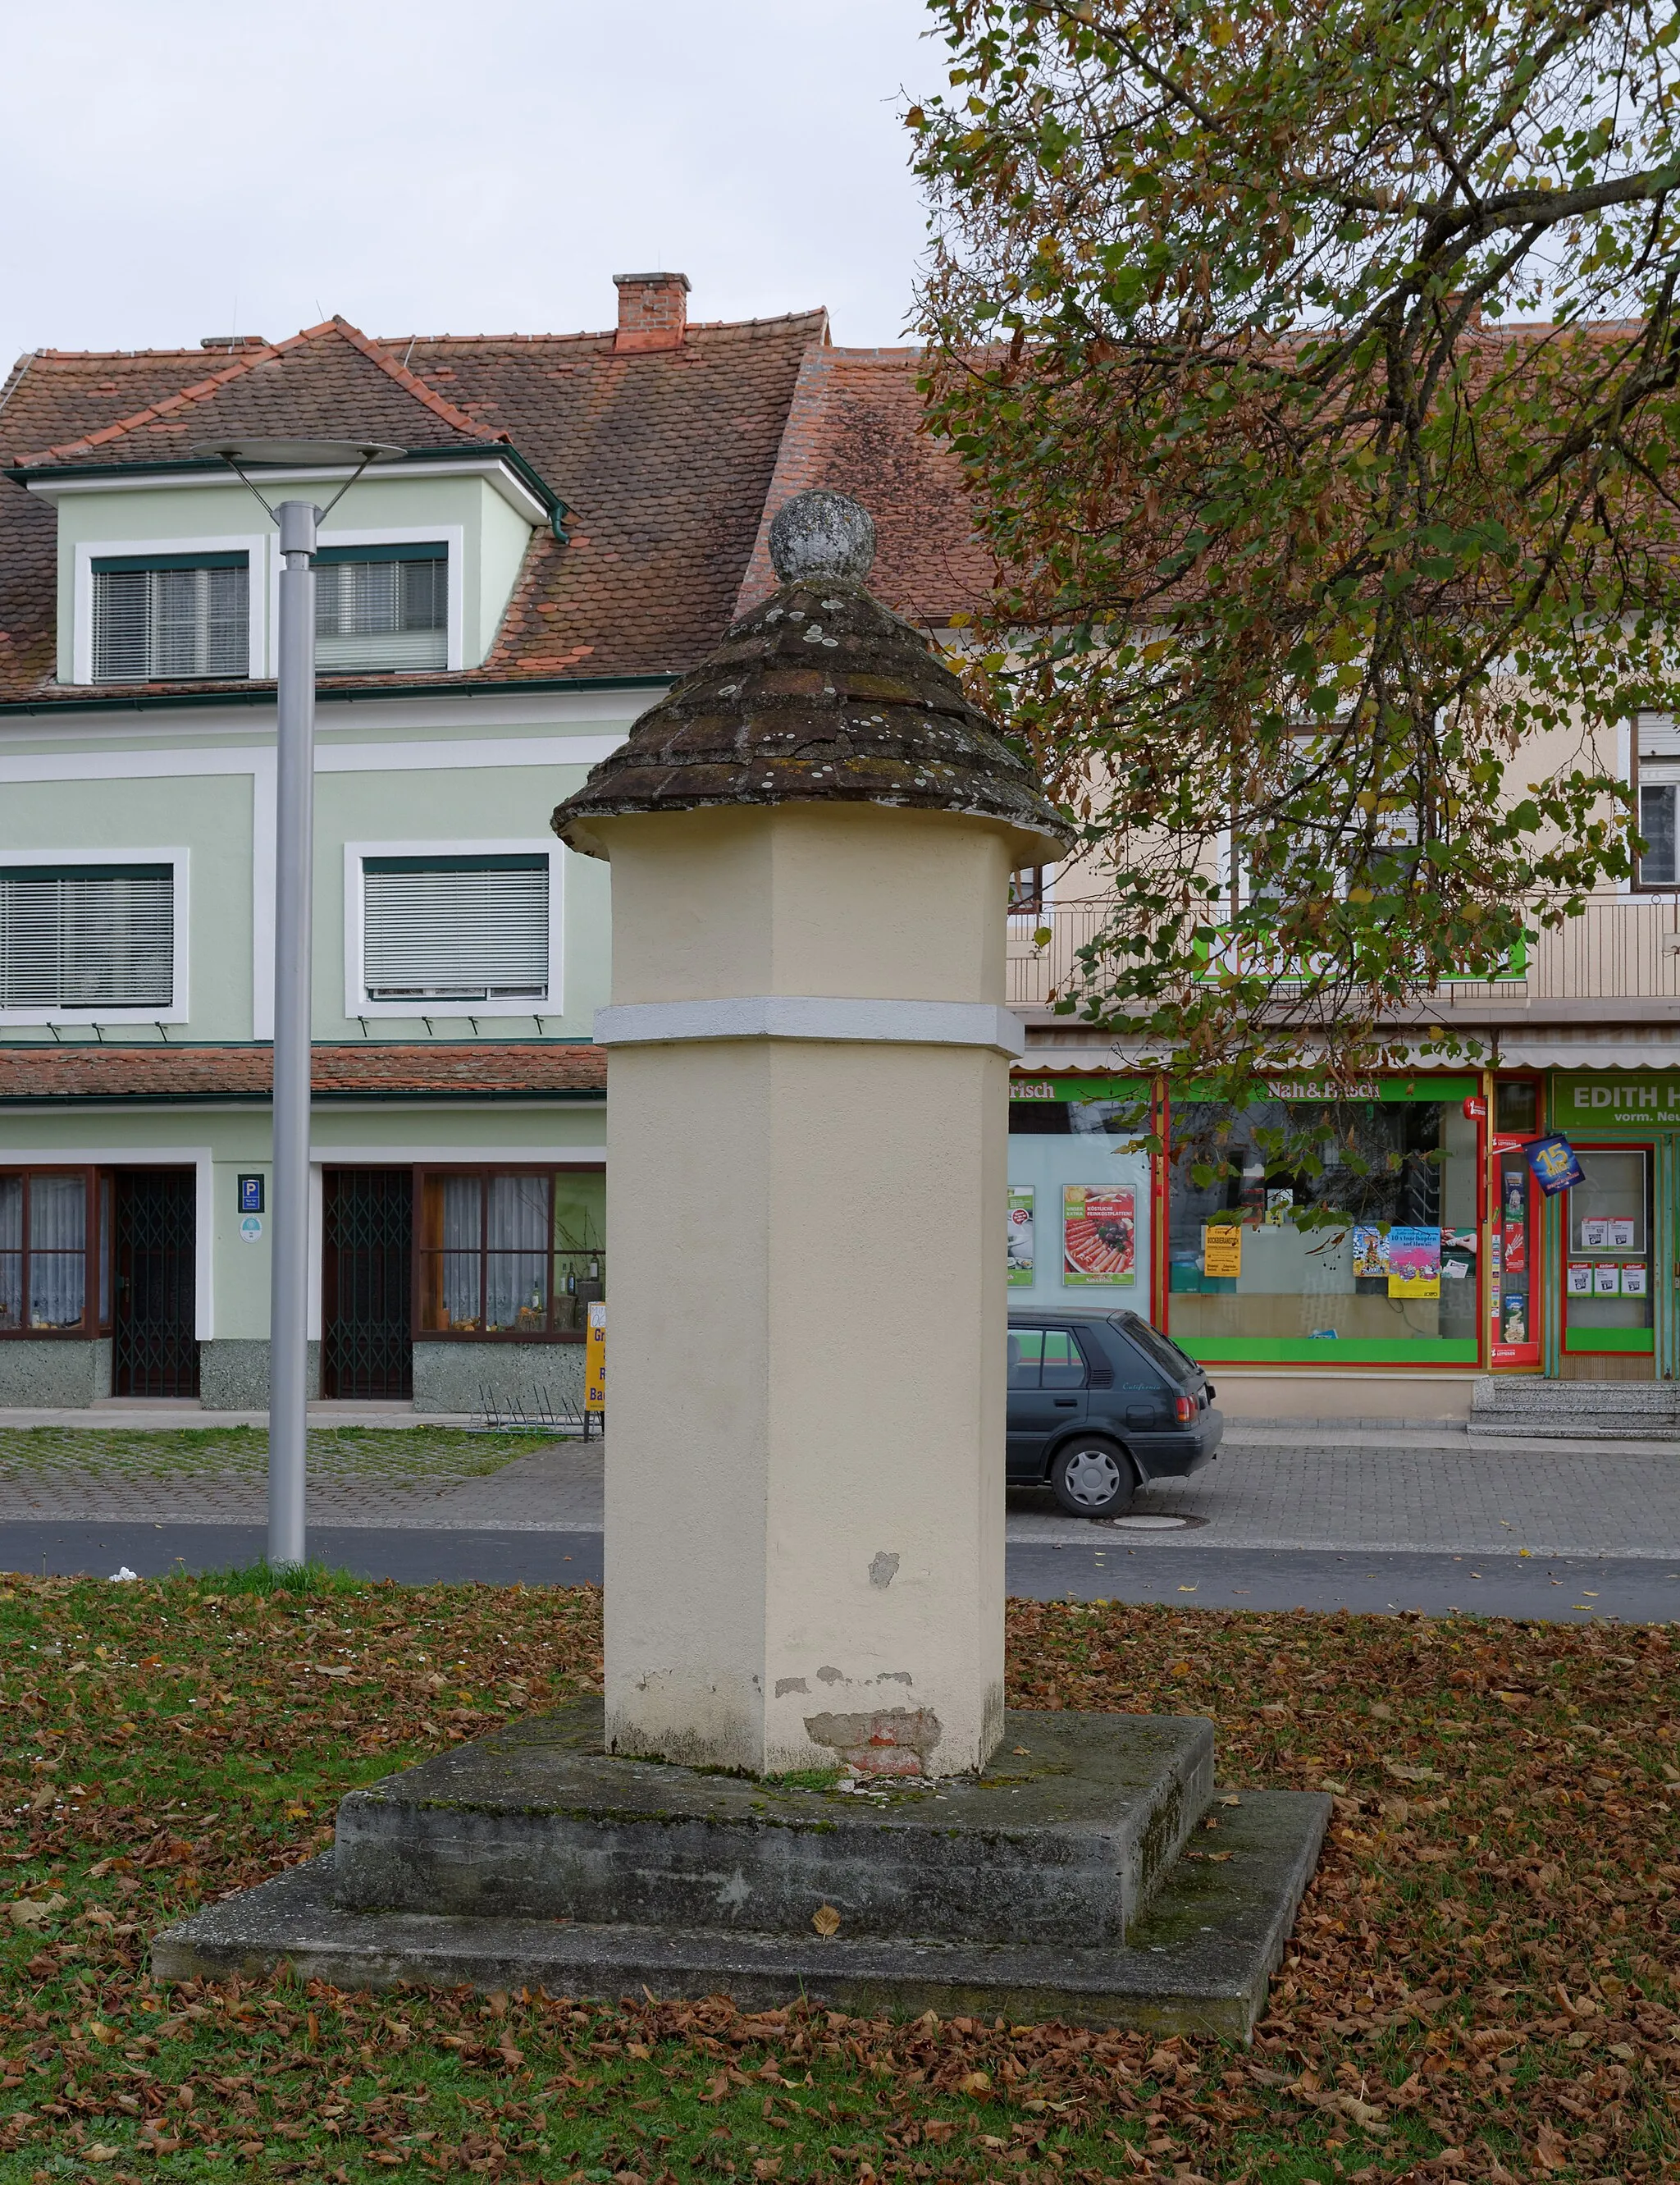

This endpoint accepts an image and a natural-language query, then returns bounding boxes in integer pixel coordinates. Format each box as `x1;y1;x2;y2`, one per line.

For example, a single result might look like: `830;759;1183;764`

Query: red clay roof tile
0;303;995;705
0;1045;606;1102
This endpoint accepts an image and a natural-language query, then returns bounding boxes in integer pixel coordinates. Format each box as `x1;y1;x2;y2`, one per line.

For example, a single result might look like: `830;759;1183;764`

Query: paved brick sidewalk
1;1427;1677;1560
0;1432;587;1531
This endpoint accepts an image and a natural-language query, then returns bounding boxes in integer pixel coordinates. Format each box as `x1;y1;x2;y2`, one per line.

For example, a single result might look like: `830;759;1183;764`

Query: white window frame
73;535;269;688
344;837;564;1021
0;846;190;1026
1007;858;1059;930
294;525;465;678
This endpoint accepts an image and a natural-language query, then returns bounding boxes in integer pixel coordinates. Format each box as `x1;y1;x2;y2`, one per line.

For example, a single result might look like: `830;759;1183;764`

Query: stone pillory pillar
156;509;1326;2015
552;491;1071;1779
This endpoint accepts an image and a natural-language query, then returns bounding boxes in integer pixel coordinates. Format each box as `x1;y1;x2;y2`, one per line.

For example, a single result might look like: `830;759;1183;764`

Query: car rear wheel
1050;1438;1135;1520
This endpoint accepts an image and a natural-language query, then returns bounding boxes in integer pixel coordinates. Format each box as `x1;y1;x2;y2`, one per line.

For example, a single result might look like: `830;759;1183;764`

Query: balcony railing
1006;895;1680;1013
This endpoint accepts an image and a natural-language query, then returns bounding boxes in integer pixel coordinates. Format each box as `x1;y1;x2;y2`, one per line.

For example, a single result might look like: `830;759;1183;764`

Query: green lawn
0;1429;563;1488
2;1572;1676;2183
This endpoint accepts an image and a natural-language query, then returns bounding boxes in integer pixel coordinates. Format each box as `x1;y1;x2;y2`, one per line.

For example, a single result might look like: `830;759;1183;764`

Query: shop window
1636;711;1680;887
417;1168;603;1339
1006;1086;1152;1306
0;863;175;1011
0;1170;101;1337
1166;1093;1479;1358
1563;1147;1654;1357
1494;1079;1539;1136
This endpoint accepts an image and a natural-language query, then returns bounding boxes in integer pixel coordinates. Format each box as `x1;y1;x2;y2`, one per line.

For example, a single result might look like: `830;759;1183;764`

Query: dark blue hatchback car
1007;1306;1222;1518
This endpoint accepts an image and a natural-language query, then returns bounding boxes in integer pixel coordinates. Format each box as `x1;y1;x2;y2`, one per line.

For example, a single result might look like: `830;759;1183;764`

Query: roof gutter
0;673;678;720
6;442;573;538
0;1088;609;1108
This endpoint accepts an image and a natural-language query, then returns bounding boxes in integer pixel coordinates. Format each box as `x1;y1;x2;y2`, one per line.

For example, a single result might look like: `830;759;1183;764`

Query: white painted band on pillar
594;995;1027;1058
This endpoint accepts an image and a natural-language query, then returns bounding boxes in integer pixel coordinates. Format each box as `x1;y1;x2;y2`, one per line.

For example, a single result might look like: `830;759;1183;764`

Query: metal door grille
112;1170;199;1397
322;1168;413;1400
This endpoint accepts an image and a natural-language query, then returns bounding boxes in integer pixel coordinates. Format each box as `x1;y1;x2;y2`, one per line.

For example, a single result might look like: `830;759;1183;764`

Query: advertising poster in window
1351;1224;1388;1278
1203;1222;1243;1278
1062;1186;1135;1286
1007;1187;1035;1287
1386;1226;1442;1299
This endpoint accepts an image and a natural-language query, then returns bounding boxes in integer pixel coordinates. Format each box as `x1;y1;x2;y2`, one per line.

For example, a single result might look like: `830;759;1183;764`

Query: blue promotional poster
1525;1134;1586;1195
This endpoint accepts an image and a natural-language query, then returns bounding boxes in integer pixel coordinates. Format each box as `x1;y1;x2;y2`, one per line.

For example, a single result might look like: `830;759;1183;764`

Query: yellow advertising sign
585;1300;606;1413
1203;1223;1243;1278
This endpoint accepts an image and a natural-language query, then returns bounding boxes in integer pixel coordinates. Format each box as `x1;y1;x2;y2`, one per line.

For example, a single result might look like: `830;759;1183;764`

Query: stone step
1469;1374;1680;1438
1467;1419;1680;1442
1471;1373;1680;1418
330;1701;1215;1949
153;1787;1331;2040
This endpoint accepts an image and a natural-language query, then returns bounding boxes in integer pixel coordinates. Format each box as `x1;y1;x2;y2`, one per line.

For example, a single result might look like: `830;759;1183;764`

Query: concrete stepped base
153;1794;1329;2039
329;1705;1214;1946
152;1702;1327;2037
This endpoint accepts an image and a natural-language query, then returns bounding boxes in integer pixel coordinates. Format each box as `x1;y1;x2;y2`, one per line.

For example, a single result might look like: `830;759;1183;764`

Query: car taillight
1174;1394;1195;1424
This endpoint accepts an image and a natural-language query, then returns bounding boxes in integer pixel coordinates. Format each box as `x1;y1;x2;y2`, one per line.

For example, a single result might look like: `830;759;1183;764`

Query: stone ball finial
768;488;876;584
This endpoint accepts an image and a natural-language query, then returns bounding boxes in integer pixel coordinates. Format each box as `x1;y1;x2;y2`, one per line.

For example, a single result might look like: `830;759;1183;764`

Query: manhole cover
1109;1514;1193;1531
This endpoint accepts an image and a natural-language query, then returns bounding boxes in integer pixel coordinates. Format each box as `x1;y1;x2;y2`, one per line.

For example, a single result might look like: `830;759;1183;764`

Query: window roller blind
317;546;448;671
91;560;248;682
363;856;548;1001
0;866;174;1009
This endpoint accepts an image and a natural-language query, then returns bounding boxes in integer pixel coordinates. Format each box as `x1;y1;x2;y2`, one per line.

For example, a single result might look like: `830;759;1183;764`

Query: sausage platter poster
1062;1186;1136;1286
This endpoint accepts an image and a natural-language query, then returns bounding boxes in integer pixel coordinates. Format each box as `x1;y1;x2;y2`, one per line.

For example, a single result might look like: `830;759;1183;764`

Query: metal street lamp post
196;441;399;1566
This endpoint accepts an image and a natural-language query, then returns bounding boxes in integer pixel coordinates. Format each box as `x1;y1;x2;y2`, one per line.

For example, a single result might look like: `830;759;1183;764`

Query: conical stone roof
551;490;1070;861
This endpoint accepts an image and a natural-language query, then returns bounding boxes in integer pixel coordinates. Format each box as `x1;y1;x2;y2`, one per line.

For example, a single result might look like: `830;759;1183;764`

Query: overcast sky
0;0;940;374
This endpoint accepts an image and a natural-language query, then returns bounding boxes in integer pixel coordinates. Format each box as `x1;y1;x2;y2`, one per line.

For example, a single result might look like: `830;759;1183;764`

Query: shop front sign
1554;1072;1680;1127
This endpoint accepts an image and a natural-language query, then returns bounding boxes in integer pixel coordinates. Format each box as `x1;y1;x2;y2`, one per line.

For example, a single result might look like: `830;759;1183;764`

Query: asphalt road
2;1520;1677;1620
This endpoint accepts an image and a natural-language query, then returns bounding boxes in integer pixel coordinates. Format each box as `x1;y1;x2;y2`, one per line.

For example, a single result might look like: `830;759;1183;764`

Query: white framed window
1635;711;1680;889
304;526;464;674
345;839;564;1019
73;535;267;687
91;553;249;681
0;849;189;1022
316;543;449;672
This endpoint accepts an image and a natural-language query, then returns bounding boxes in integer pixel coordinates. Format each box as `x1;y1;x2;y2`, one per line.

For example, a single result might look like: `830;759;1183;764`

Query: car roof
1007;1305;1131;1324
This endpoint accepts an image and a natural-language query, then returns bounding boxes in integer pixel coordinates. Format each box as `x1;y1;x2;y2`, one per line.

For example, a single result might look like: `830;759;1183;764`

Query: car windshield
1115;1314;1201;1383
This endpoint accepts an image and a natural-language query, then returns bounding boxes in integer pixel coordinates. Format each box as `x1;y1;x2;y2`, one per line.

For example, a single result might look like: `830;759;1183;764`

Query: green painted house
0;280;978;1410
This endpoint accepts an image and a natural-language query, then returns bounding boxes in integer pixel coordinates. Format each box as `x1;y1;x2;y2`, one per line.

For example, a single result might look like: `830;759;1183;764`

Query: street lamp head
189;439;405;468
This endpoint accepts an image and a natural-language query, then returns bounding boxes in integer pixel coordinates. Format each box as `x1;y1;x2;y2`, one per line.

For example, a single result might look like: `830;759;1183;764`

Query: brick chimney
614;272;690;354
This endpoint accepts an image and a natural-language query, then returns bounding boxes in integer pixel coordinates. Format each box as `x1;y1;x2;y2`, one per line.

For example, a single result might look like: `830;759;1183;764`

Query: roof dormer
2;320;566;692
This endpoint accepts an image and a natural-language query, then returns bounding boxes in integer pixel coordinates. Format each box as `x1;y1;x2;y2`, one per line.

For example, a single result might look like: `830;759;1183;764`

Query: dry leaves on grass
0;1575;1677;2183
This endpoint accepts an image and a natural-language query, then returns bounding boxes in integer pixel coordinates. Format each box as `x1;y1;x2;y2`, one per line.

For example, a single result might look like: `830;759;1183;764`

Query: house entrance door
112;1169;199;1398
322;1168;413;1400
